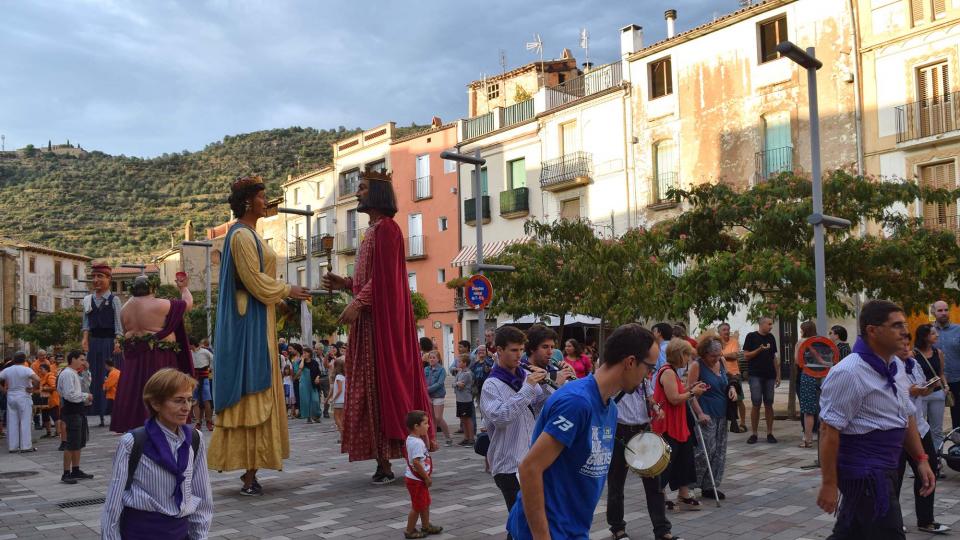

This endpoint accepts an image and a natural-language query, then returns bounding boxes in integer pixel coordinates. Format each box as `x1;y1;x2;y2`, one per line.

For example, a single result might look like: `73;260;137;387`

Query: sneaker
421;524;443;535
747;434;758;444
57;441;66;451
60;472;77;485
729;423;745;433
19;448;37;453
382;472;396;484
458;439;473;447
766;434;778;444
918;523;950;534
239;484;263;496
701;488;726;500
445;438;453;447
71;469;94;480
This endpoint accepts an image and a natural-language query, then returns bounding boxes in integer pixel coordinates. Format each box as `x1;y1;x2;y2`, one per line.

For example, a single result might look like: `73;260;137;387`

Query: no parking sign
464;274;493;310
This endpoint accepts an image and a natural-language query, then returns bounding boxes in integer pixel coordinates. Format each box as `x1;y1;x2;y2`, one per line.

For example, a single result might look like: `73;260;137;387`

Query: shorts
193;379;211;402
42;406;59;423
456;401;475;419
63;413;88;451
730;375;744;402
405;477;431;512
333;402;344;410
431;397;445;406
748;376;776;406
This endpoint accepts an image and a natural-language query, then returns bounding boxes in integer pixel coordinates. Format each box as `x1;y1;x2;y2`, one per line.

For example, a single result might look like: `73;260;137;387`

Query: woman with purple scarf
101;369;213;540
817;300;936;540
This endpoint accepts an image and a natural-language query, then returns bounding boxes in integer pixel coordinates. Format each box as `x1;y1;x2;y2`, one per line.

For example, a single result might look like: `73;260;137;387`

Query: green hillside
0;125;426;260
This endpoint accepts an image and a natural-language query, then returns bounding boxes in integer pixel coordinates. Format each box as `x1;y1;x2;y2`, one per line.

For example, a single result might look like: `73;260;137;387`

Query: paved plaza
1;391;958;540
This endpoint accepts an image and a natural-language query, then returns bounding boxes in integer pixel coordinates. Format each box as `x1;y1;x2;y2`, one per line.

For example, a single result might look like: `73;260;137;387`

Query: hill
0;124;427;260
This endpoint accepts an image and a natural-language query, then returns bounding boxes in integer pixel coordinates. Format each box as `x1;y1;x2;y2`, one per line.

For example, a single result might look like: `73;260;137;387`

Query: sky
1;0;721;157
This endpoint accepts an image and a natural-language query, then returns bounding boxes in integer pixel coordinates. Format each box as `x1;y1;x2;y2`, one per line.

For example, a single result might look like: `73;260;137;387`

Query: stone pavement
1;397;958;540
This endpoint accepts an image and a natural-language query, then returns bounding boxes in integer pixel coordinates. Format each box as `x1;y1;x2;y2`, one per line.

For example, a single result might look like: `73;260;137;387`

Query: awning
501;314;602;327
450;238;525;268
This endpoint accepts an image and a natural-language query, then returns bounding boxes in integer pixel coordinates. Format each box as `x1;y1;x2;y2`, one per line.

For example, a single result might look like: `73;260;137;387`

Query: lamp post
278;205;313;343
776;41;851;335
183;240;213;340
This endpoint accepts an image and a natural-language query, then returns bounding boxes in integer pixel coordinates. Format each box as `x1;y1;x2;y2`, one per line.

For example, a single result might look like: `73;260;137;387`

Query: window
317;215;327;237
366;159;386;173
560;198;581;220
761;112;793;179
28;295;38;322
347;209;358;233
920;161;958;228
54;298;61;312
653;140;678;202
74;298;80;308
72;264;78;279
444;156;457;174
54;263;63;287
294;222;302;240
508;158;527;189
470;167;489;196
560;121;577;155
649;57;673;99
487;82;500;100
916;61;953;137
342;169;360;195
437;269;446;284
912;0;945;24
758;15;788;63
438;216;449;231
346;263;355;277
408;272;418;292
28;256;35;273
297;267;305;286
294;187;301;205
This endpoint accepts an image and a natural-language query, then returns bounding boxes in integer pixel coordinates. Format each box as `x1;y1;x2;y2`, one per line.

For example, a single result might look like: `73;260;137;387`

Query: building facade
283;168;335;289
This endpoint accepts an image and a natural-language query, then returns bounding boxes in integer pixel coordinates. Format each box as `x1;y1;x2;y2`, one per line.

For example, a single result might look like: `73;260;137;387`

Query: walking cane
688;401;721;508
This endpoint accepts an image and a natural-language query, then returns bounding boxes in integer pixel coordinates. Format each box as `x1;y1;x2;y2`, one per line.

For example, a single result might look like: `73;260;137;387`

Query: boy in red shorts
403;410;443;539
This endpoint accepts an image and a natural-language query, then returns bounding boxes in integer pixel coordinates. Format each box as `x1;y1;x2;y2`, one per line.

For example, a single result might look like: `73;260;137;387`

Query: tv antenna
499;49;507;106
1;135;5;152
580;28;590;68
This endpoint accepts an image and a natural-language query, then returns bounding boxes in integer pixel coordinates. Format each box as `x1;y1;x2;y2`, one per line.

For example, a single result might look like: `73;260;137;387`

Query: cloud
0;0;719;157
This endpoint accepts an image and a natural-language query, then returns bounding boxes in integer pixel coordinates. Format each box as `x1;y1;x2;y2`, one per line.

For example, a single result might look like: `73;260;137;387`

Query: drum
624;432;671;478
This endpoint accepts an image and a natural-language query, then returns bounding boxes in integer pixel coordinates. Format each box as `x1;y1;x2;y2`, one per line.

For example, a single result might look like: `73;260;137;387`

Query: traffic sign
796;336;839;379
464;274;493;310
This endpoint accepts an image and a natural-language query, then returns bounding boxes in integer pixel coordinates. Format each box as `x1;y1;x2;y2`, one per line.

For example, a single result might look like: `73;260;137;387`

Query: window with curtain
508;158;527;189
654;140;678;202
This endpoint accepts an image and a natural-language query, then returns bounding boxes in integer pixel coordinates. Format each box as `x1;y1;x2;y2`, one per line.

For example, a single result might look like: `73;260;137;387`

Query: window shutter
933;0;946;17
912;0;926;24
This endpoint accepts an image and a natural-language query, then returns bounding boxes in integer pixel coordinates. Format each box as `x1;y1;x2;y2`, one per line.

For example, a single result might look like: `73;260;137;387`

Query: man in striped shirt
817;300;935;540
480;326;548;539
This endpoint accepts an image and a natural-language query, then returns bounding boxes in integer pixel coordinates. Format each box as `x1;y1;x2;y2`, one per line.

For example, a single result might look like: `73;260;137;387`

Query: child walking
325;359;346;443
403;410;443;539
453;354;475;446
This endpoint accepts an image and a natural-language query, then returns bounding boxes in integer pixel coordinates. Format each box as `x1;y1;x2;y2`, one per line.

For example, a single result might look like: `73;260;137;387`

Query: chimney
582;62;594;72
665;9;677;39
620;24;643;58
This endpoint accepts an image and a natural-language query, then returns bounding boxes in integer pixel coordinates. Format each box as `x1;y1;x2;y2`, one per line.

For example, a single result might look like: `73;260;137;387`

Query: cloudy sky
2;0;719;157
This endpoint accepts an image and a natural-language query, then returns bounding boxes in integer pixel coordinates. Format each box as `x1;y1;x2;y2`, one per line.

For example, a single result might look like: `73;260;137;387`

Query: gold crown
232;175;265;191
360;170;392;183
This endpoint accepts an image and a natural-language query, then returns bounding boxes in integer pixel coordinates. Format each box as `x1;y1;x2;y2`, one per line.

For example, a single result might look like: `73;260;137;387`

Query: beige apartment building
855;0;960;230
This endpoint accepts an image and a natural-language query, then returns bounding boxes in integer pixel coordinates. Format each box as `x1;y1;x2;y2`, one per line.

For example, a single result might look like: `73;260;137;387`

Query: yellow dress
207;227;290;471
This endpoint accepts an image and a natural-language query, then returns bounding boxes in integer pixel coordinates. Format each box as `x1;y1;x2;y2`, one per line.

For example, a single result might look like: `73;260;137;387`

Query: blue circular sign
465;274;493;309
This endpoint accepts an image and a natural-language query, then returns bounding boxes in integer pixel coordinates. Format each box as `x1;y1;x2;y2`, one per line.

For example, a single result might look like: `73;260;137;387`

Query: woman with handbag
914;324;948;453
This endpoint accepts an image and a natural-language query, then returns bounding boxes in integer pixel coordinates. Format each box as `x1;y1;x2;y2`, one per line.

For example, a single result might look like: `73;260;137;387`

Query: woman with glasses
101;368;213;540
687;334;736;500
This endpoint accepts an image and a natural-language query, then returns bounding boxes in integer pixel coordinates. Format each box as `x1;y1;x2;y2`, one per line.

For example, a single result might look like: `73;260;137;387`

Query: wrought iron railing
896;92;958;143
754;146;793;183
654;171;678;203
539;151;593;190
412;175;431;201
463;112;495;140
310;234;335;254
499;187;529;216
502;99;534;127
339;173;360;198
406;235;426;259
545;62;623;110
287;237;306;259
336;228;366;254
464;196;491;224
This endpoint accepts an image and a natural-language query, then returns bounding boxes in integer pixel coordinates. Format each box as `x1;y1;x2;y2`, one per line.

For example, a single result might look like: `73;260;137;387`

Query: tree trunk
558;313;567;343
597;317;605;362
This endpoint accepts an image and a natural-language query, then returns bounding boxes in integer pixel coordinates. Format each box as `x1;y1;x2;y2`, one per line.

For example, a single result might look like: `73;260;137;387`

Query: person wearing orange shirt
30;349;51;430
39;363;59;438
719;322;763;434
103;359;120;417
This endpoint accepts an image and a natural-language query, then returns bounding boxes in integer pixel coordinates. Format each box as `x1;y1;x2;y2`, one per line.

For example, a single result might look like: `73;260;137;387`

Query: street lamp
441;150;488;344
182;240;214;341
278;205;314;344
776;41;850;335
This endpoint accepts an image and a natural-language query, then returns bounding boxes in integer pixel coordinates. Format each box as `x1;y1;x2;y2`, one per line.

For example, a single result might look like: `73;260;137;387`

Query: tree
5;308;83;350
411;291;430;321
22;144;36;157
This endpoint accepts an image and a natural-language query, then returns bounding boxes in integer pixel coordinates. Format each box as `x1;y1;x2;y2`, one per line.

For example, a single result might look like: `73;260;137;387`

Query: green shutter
510;159;526;189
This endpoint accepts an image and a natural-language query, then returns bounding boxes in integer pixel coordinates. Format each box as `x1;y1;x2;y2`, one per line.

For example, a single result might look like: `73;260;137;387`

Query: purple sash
489;365;525;392
836;428;905;524
119;507;188;540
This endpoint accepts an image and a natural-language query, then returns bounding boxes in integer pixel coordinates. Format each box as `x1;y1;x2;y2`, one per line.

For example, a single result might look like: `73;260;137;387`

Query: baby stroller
939;427;960;474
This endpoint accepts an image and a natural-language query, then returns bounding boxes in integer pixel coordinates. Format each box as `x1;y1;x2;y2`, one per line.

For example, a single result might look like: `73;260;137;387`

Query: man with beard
82;263;123;427
322;169;435;484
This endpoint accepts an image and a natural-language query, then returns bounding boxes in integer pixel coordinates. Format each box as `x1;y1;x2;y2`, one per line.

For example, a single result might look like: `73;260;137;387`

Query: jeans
921;391;946;451
949;381;960;431
748;376;776;406
606;423;671;538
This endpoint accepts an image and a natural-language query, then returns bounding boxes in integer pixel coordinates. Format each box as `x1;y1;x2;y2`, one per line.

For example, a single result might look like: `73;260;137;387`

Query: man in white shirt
57;351;93;485
0;352;40;453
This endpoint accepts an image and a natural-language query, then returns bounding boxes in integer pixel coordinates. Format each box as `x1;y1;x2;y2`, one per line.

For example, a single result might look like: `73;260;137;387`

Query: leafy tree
22;144;36;157
5;308;83;349
411;291;430;321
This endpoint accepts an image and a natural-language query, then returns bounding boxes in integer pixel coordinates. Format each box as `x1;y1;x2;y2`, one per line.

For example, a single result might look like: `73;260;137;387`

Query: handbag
915;349;951;406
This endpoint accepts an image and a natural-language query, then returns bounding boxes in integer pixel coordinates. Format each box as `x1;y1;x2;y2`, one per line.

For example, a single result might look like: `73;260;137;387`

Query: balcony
650;171;679;208
539;151;593;192
310;234;335;255
502;99;534;128
287;237;306;260
336;228;366;254
499;187;529;218
464;196;491;225
545;62;623;110
896;92;959;143
463;112;494;140
754;146;793;184
406;235;426;260
412;175;431;201
53;274;70;289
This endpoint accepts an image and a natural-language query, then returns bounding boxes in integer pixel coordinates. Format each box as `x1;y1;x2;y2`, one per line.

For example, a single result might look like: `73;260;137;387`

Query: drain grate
57;497;105;509
0;471;39;479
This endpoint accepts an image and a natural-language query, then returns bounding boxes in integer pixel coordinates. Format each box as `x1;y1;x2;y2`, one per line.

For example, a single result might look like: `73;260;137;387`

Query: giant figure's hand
288;285;312;301
322;273;349;291
337;302;361;325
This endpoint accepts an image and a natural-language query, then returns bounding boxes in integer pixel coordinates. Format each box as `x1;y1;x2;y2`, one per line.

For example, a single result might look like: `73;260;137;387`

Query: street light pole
777;41;850;335
183;241;213;340
279;205;313;344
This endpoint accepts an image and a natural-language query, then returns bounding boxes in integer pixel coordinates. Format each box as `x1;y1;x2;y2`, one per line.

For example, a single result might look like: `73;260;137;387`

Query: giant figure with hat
322;169;436;484
82;263;123;427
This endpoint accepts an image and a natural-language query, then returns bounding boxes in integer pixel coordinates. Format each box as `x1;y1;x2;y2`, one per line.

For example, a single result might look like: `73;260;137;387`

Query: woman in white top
0;352;39;453
100;368;213;540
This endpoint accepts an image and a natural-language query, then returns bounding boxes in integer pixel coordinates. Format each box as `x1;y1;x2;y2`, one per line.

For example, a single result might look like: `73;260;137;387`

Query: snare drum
624;432;671;478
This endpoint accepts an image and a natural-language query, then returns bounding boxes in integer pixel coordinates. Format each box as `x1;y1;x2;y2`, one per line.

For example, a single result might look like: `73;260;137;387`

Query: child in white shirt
403;411;442;539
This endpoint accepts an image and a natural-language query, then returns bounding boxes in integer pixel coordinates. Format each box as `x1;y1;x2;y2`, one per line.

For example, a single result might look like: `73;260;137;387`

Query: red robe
342;217;435;462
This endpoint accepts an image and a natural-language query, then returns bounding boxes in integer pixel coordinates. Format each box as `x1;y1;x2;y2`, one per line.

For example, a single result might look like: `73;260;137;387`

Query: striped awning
450;238;524;268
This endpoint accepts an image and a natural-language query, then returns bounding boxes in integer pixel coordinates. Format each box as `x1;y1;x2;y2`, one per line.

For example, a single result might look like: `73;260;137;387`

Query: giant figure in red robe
322;169;436;484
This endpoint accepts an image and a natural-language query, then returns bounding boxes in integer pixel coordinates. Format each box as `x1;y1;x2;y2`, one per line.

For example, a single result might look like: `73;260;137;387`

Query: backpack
124;426;201;491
